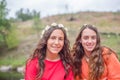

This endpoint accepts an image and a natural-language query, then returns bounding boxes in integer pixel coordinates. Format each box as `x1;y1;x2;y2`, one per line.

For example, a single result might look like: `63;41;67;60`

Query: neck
45;57;60;61
84;51;91;62
84;50;91;57
46;53;60;61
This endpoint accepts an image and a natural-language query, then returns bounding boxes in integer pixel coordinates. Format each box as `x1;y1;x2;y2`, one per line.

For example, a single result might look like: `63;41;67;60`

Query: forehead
82;28;96;36
50;29;64;37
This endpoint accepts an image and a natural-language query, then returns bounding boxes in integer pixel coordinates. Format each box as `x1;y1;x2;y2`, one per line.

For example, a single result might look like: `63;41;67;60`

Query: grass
0;71;23;80
0;54;26;67
101;34;120;53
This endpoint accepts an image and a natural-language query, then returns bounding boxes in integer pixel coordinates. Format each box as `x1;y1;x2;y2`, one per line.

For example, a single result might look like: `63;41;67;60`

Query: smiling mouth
87;46;93;48
52;47;60;50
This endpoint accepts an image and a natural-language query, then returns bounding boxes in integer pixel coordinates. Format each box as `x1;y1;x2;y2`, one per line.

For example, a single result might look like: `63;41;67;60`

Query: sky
5;0;120;18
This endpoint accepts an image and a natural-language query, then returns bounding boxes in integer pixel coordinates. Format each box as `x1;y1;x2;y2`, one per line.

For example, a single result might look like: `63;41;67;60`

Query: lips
52;48;59;51
87;46;93;48
86;45;94;50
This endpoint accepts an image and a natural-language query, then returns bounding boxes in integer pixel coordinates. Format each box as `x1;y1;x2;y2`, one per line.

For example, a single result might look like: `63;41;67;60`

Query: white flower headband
83;24;95;27
41;22;68;38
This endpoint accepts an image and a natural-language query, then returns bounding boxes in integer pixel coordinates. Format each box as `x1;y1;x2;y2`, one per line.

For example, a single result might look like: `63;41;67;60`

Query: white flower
41;23;68;38
58;24;64;28
41;30;45;38
51;22;64;28
64;27;68;32
51;23;57;26
45;25;50;31
40;25;50;38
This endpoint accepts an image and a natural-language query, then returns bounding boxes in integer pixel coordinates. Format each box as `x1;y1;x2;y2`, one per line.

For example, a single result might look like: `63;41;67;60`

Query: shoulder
101;46;110;59
102;46;117;56
26;57;38;67
101;46;119;63
25;57;39;80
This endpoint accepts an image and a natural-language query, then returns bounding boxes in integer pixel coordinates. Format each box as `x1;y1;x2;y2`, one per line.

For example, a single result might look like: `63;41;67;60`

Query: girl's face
46;29;64;55
80;28;97;54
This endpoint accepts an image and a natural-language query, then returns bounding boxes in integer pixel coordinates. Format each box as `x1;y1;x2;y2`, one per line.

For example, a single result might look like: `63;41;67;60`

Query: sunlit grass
101;34;120;59
0;55;26;67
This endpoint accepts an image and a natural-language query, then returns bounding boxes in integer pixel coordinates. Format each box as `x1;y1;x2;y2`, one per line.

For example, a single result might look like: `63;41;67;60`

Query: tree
0;0;10;47
0;0;19;51
16;8;40;21
33;11;42;38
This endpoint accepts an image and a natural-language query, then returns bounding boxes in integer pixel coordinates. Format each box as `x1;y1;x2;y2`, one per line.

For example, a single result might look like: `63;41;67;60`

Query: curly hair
72;24;104;80
30;24;73;79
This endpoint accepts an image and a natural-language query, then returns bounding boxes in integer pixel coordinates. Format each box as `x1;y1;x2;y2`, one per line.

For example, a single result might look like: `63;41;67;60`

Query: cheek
47;39;53;47
94;40;97;46
80;41;86;47
93;39;97;43
47;40;50;45
60;40;65;48
81;39;87;44
61;41;64;47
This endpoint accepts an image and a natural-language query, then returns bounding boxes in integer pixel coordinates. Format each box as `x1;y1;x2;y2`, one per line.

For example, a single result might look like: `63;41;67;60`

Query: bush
6;26;19;49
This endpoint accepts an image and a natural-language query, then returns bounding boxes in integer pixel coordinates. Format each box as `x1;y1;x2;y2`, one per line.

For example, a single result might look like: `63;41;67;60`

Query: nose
88;38;92;43
54;39;59;44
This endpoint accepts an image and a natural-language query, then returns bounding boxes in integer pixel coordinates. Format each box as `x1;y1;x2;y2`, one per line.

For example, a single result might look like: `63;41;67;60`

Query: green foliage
0;0;11;49
0;49;26;67
16;8;40;21
0;0;19;50
0;56;26;67
32;15;43;37
0;33;4;44
0;71;23;80
6;26;19;49
0;0;10;30
0;0;8;19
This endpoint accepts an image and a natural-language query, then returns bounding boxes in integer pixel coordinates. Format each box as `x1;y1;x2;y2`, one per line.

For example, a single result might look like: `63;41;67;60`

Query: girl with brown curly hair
25;23;73;80
72;24;120;80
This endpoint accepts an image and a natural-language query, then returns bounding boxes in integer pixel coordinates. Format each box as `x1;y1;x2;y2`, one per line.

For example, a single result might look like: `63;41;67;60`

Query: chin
51;51;59;54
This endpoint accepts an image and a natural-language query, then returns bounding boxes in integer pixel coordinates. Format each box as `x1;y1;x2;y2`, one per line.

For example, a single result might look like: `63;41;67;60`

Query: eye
83;36;89;40
91;36;96;40
50;36;56;40
59;37;64;41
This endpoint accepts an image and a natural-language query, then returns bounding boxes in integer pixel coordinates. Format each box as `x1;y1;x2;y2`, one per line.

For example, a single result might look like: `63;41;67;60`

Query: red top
25;58;74;80
75;47;120;80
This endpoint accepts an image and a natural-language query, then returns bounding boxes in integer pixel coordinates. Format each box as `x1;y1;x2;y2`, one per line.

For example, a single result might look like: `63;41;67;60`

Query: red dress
25;58;74;80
